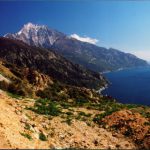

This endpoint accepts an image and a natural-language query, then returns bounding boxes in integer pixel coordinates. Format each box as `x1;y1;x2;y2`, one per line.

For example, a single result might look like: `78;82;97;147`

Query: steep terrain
1;23;150;149
0;41;149;148
0;37;106;89
4;22;148;72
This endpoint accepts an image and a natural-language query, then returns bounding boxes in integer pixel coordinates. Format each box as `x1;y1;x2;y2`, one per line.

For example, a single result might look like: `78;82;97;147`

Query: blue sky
1;1;150;60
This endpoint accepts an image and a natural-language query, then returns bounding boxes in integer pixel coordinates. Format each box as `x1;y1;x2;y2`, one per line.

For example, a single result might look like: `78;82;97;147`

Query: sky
1;1;150;61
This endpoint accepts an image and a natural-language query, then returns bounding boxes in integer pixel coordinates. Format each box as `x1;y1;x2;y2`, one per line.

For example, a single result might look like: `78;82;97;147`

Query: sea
102;66;150;106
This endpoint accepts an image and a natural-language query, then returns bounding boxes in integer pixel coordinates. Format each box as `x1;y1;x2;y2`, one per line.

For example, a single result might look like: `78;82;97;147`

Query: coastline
100;66;150;106
101;65;150;75
97;84;108;94
101;67;124;74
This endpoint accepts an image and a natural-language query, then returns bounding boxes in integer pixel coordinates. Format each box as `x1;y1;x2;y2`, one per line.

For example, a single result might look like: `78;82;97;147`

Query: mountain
4;22;148;72
5;23;65;47
1;25;150;150
0;37;106;90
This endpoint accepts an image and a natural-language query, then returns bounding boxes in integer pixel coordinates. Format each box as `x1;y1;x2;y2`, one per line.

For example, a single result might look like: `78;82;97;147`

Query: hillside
4;23;148;72
1;24;150;149
0;38;149;149
0;37;107;90
0;89;149;149
0;90;134;149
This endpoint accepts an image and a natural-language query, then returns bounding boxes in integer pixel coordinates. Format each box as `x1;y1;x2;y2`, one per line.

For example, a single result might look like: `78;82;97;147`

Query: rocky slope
0;89;149;149
0;91;135;149
4;22;148;72
0;37;107;89
1;23;149;149
0;57;149;149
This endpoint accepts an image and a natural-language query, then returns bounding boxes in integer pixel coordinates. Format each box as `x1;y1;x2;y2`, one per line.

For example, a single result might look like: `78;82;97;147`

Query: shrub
79;111;86;116
0;80;9;91
65;117;72;125
93;106;120;124
32;99;61;116
20;132;32;141
8;81;27;97
61;102;70;109
24;123;31;130
66;111;73;116
7;92;21;99
78;111;92;117
47;102;61;116
39;132;47;141
75;98;87;106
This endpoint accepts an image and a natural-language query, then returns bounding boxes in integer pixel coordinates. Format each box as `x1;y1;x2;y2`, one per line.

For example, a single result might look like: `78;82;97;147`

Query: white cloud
132;51;150;61
70;34;98;44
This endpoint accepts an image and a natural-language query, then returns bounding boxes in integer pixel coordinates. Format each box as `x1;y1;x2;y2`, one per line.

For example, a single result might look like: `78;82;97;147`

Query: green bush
7;92;21;99
24;123;31;130
39;132;47;141
61;102;70;109
20;132;32;141
75;98;87;106
93;106;120;124
32;99;61;116
66;111;73;116
65;117;72;125
48;102;61;116
78;111;92;117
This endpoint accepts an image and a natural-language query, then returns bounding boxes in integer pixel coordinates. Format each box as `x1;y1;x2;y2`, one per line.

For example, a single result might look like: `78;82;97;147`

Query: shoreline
97;84;108;94
101;67;124;74
101;65;150;75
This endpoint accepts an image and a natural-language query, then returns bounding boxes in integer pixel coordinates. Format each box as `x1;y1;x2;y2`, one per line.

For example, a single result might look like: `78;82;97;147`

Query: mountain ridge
0;37;107;90
4;22;148;72
0;24;150;150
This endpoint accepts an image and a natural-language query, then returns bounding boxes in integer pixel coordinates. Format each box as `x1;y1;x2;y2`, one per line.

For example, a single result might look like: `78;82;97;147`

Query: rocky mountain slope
4;22;148;72
0;90;133;149
0;37;149;149
1;23;149;149
0;89;149;149
0;37;106;89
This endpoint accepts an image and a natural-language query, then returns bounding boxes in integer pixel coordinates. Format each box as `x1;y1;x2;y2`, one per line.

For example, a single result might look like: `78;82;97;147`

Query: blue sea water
102;66;150;106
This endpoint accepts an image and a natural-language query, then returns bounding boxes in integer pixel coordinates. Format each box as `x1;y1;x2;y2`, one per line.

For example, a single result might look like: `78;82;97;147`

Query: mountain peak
18;22;48;35
4;23;148;72
5;22;65;46
23;22;47;30
24;22;36;28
